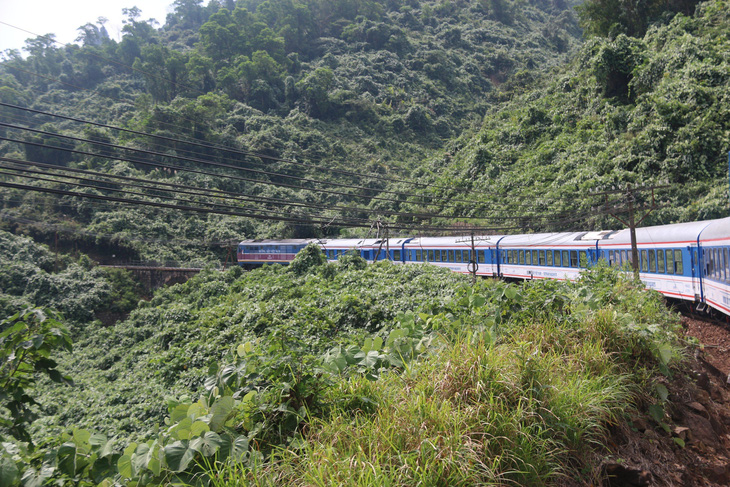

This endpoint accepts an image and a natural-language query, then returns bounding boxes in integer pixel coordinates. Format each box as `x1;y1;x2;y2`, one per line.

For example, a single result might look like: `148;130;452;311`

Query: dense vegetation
0;0;582;262
1;0;726;484
423;0;730;229
2;246;685;485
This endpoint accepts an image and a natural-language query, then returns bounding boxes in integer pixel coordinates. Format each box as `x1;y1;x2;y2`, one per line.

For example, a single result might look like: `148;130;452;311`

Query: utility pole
385;225;390;260
469;232;477;285
598;184;666;279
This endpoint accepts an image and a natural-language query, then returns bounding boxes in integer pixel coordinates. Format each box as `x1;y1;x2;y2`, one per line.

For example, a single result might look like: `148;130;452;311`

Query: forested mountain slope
420;0;729;230
0;0;581;262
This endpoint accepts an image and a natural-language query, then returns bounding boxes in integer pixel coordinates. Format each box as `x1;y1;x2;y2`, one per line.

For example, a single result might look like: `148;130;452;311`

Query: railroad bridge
100;263;212;290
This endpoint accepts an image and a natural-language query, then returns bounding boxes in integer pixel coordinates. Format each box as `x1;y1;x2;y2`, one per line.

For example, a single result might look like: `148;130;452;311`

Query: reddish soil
597;314;730;486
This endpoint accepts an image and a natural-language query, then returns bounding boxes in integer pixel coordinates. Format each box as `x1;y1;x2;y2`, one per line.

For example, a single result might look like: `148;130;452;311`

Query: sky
0;0;176;55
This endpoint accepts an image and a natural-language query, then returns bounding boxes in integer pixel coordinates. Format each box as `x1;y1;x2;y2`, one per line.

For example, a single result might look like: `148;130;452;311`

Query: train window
666;250;674;275
567;250;576;267
416;250;422;261
640;250;648;272
657;250;665;273
546;250;553;266
428;250;434;261
561;250;568;267
579;251;587;268
675;250;683;274
525;251;532;265
478;251;486;264
725;248;729;283
458;251;465;263
518;250;524;265
531;250;538;265
648;250;656;273
394;249;401;261
538;250;545;266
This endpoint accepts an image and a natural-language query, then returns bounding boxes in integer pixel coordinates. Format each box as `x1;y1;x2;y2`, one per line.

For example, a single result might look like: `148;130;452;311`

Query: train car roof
238;239;313;245
319;238;381;248
697;216;730;243
405;236;504;247
498;232;599;248
605;218;725;245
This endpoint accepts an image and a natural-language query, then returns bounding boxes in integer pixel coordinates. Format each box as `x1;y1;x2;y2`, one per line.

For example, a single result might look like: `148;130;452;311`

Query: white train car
697;217;730;315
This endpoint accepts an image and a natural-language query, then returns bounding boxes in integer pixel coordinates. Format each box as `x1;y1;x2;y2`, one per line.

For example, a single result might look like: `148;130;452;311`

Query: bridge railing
99;260;224;270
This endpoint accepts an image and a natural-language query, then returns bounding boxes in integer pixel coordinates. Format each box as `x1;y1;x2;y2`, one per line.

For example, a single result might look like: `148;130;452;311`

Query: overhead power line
0;101;607;205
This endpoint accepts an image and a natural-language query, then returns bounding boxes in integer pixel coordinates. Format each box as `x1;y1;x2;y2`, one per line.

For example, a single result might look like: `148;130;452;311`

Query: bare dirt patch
594;314;730;486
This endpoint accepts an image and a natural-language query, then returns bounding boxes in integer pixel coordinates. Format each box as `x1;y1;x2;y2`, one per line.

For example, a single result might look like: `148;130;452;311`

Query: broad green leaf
362;338;373;353
471;295;486;308
236;344;246;357
72;428;91;447
209;396;235;432
189;431;223;457
241;390;257;405
190;421;210;437
57;443;77;476
372;336;383;350
504;287;517;300
655;384;669;402
117;454;133;479
0;456;20;487
88;432;108;447
164;441;197;473
123;442;138;458
230;436;249;462
170;404;190;423
386;329;407;348
172;416;193;440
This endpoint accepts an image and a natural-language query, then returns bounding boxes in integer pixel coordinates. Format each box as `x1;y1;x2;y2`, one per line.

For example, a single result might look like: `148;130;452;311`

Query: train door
689;245;702;302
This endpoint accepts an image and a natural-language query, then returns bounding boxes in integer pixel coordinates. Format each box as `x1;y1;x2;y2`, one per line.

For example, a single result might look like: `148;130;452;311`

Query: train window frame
675;250;683;274
393;249;401;261
519;250;524;265
648;250;656;273
416;250;422;261
478;251;486;264
448;250;454;262
561;250;569;267
641;250;648;272
525;251;531;265
459;251;465;263
666;250;674;275
427;250;434;262
569;250;578;268
539;250;545;266
579;251;587;268
546;250;553;266
724;248;729;283
657;250;665;273
531;250;538;266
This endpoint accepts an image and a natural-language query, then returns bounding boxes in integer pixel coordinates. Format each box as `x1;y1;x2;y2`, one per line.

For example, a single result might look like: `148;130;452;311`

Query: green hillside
420;0;729;230
1;0;582;262
1;0;729;485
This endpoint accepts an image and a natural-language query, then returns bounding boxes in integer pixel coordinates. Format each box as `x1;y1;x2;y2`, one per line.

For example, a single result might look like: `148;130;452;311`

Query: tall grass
209;266;682;486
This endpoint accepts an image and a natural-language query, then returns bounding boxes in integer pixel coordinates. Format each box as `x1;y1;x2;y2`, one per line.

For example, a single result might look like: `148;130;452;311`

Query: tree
0;308;72;444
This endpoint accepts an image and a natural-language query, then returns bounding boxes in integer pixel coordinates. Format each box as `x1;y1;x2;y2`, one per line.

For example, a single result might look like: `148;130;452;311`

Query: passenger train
238;216;730;317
